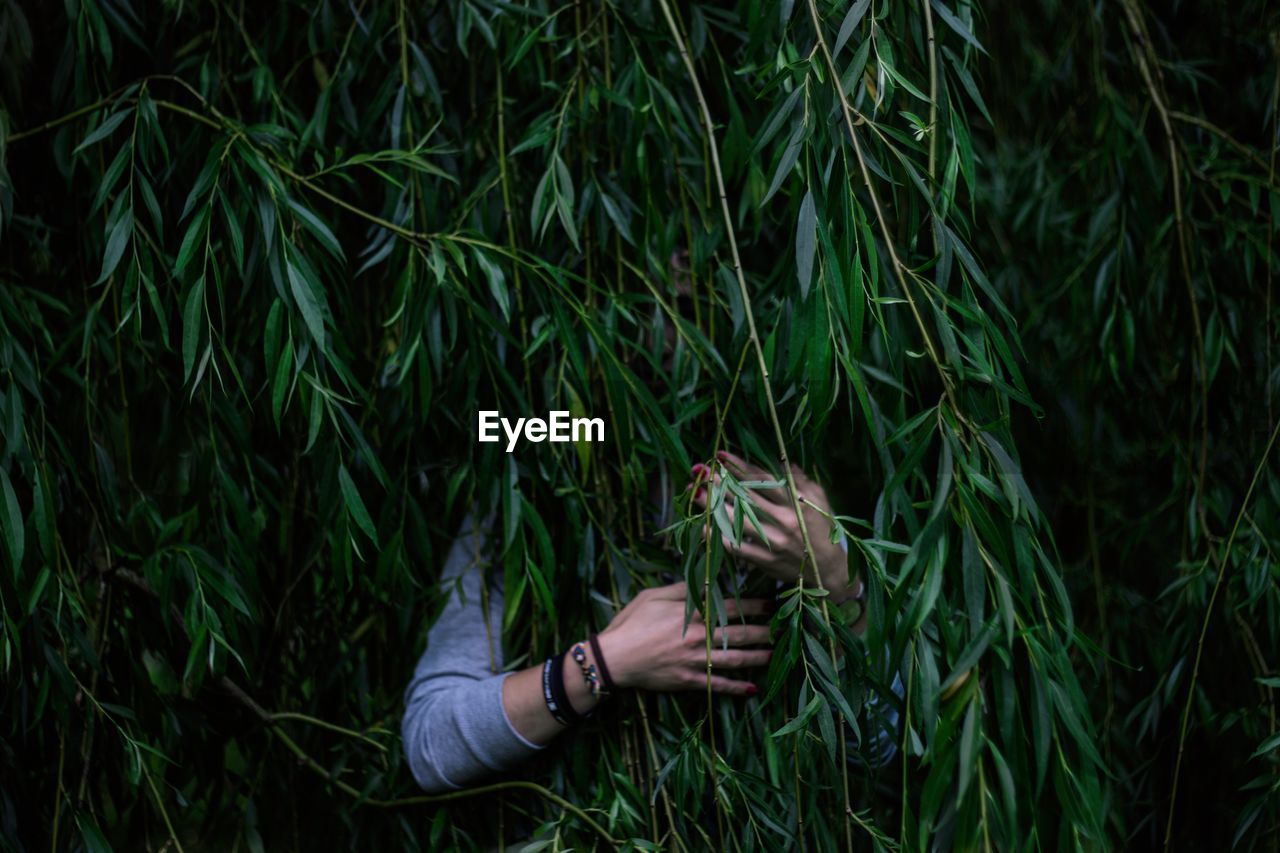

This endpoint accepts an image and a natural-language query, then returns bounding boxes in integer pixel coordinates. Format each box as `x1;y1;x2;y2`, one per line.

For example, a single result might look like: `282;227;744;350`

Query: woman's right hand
595;582;773;697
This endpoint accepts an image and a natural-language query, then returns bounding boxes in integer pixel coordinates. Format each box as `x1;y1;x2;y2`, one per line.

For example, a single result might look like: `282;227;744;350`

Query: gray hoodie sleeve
402;517;545;792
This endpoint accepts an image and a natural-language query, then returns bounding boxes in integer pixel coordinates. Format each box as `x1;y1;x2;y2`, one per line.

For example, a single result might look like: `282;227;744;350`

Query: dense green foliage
0;0;1274;850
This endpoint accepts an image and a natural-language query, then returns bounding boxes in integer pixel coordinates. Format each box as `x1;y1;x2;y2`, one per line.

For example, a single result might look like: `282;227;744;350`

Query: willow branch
1168;110;1280;182
1163;416;1280;850
922;0;939;180
804;0;960;420
1118;0;1209;530
652;4;853;851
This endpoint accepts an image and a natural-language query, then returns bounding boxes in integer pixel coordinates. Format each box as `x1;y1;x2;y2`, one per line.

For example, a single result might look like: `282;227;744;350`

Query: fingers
722;535;780;568
710;623;773;646
705;674;761;697
707;647;774;669
695;486;783;547
715;450;772;480
690;453;792;512
722;597;774;619
647;581;689;601
715;451;791;504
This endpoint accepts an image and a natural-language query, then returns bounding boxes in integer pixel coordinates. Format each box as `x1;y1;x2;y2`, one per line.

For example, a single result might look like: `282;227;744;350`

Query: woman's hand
691;451;857;602
595;582;772;696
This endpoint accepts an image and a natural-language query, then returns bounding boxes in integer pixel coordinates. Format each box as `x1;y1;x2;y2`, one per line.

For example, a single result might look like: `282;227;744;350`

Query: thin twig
1168;110;1279;183
1163;416;1280;850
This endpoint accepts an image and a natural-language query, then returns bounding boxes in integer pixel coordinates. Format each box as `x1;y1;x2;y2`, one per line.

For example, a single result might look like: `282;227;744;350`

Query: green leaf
771;694;824;738
305;383;324;453
929;0;987;55
0;468;24;575
796;189;817;298
73;108;133;155
834;0;872;57
1250;732;1280;760
288;199;345;261
338;464;377;544
941;620;996;692
286;257;326;348
173;205;210;278
473;248;510;321
271;334;295;427
182;276;205;383
95;210;133;286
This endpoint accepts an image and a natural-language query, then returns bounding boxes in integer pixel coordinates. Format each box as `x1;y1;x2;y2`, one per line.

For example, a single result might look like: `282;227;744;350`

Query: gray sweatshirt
402;518;902;793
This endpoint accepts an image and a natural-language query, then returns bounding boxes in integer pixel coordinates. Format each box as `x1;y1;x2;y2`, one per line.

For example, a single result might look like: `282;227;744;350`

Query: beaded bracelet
570;641;607;699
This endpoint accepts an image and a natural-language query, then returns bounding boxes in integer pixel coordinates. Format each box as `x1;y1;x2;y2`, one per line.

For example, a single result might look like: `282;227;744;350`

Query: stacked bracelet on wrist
589;634;615;693
542;636;618;725
542;654;586;726
570;636;616;699
570;642;603;698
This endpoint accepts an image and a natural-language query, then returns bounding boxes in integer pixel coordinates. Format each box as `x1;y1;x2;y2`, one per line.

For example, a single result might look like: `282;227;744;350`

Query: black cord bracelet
589;633;615;694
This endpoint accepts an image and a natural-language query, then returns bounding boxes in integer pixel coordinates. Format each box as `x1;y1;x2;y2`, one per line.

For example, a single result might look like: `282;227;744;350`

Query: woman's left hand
690;451;857;601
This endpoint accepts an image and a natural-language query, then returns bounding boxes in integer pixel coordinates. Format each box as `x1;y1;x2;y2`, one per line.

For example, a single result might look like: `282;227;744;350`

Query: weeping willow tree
0;0;1272;850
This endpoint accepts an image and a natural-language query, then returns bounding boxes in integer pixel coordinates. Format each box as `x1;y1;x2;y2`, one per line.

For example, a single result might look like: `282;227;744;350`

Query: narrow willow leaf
942;621;996;692
31;467;53;562
796;189;817;298
73;108;133;155
763;124;804;206
180;149;223;221
833;0;871;57
173;206;209;278
0;467;23;575
182;277;205;383
305;385;324;453
1250;732;1280;760
137;173;165;242
95;209;132;286
271;334;295;427
772;694;823;738
338;464;377;544
286;257;326;347
957;699;980;804
287;198;345;262
473;248;510;321
264;298;285;370
752;84;803;155
929;0;988;55
221;195;245;271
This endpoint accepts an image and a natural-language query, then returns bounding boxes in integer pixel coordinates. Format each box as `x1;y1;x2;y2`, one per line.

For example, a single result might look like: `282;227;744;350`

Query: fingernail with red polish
746;683;759;696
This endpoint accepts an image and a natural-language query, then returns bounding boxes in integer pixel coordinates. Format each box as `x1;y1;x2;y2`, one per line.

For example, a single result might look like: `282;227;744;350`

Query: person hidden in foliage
401;449;903;793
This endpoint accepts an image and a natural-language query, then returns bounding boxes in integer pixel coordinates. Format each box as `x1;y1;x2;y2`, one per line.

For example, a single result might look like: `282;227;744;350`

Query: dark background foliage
0;0;1275;850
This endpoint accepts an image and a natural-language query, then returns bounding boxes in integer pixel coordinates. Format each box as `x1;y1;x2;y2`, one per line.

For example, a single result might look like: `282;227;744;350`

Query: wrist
815;553;857;601
595;629;633;689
